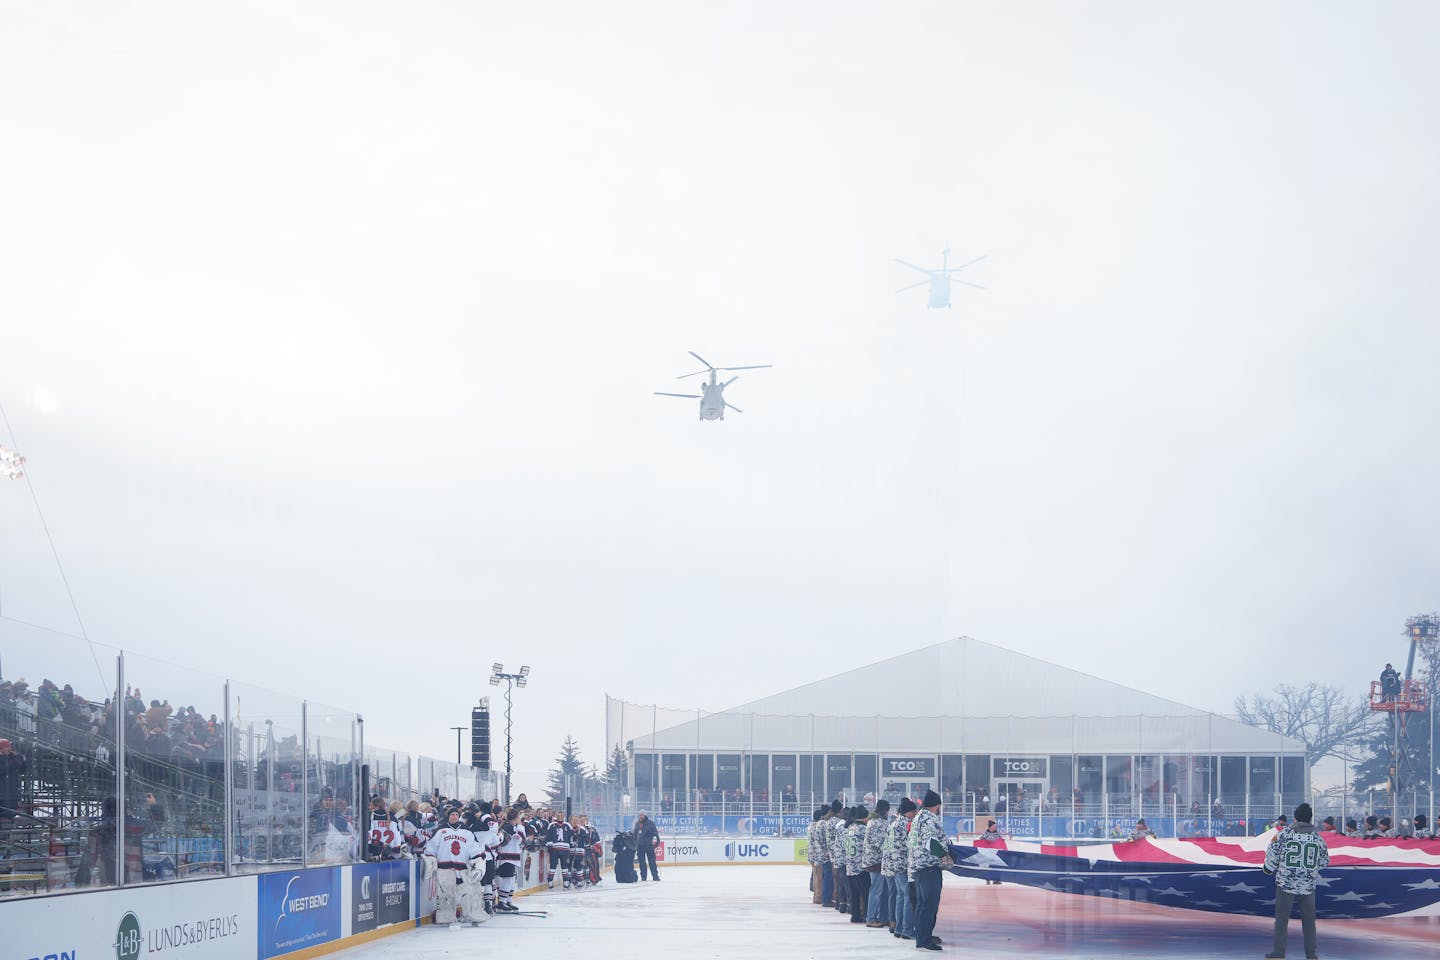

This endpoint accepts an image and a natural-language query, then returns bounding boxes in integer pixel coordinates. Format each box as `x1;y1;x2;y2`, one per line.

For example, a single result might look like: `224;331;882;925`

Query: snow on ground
345;865;1440;960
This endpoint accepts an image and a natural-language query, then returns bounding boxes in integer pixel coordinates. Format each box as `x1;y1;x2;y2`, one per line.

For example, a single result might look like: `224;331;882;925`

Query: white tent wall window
607;638;1310;838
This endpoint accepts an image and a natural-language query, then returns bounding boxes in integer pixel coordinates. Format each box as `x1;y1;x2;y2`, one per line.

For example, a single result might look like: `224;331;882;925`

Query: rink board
653;837;806;864
2;861;428;960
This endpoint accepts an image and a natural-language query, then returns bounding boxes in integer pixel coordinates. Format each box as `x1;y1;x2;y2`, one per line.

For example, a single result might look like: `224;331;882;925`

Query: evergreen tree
604;745;629;787
546;735;587;804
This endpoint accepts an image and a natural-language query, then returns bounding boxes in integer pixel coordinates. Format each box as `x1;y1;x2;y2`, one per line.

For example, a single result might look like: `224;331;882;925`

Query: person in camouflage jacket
824;800;848;912
863;800;893;927
1263;803;1329;960
807;807;827;904
909;790;949;951
844;808;870;923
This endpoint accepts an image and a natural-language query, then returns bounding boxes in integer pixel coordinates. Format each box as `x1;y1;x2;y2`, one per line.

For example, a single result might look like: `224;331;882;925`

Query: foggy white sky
2;1;1439;794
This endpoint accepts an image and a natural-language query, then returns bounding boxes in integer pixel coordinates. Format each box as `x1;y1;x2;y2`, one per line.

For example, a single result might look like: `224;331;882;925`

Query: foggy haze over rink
2;1;1440;783
345;865;1440;960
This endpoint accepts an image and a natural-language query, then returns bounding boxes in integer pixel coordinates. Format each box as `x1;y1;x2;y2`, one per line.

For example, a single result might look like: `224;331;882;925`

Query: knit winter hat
829;799;843;814
922;789;942;809
898;797;917;815
875;799;891;815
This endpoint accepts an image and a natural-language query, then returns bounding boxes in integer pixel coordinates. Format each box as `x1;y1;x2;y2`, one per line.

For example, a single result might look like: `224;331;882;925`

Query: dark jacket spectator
633;812;660;848
0;738;26;821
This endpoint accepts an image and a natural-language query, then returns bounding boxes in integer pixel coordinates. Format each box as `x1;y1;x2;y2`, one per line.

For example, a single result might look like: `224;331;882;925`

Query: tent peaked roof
630;638;1306;754
726;636;1211;719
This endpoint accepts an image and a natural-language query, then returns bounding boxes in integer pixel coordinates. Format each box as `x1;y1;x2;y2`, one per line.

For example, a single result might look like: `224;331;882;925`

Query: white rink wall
654;836;807;865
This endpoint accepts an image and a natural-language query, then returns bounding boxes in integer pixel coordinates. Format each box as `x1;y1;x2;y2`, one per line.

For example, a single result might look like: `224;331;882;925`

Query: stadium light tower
489;663;529;804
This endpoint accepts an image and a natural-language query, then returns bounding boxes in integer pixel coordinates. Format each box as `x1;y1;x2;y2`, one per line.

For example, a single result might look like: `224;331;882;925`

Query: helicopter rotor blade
676;369;711;380
724;402;743;414
721;376;738;388
952;280;987;290
895;278;930;293
687;351;715;371
716;364;772;371
948;255;988;272
654;392;703;399
893;258;934;277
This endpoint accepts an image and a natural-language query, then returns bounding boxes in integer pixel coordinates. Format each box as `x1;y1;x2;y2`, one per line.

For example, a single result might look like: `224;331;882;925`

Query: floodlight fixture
487;664;532;804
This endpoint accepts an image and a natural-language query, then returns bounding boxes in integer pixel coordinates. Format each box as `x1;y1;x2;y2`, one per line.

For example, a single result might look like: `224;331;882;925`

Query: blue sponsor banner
946;815;1260;839
257;866;342;959
634;813;1261;840
350;860;412;934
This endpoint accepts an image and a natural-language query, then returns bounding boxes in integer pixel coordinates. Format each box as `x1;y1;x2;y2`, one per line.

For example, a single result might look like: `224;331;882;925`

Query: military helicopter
894;247;987;308
654;352;772;421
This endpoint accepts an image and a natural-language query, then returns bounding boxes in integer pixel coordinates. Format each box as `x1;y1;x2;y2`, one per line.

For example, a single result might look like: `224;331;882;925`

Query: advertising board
257;867;342;959
655;837;800;863
2;876;257;960
349;861;411;934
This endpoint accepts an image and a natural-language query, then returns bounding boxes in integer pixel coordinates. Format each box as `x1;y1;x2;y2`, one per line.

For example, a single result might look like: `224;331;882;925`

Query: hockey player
495;808;525;911
367;800;405;860
422;808;487;927
544;812;574;889
575;816;602;887
470;805;502;915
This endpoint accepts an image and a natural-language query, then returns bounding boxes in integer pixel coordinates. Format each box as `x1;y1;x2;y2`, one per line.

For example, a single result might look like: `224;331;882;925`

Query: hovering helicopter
654;352;772;421
894;247;987;308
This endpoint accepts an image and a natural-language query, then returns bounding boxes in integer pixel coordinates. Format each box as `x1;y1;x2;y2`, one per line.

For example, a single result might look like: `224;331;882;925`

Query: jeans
832;865;848;911
820;862;834;905
636;844;658;880
867;873;892;923
894;876;915;937
913;867;943;947
848;872;870;922
1273;889;1318;958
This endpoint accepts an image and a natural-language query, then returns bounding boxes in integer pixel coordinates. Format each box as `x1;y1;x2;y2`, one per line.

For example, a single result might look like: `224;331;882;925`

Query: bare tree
1234;683;1381;768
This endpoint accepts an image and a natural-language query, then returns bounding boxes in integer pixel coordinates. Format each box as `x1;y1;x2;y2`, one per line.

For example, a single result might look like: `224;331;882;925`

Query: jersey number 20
1282;840;1319;870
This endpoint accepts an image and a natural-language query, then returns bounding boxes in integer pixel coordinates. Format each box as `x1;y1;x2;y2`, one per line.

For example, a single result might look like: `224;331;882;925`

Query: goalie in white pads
423;807;488;926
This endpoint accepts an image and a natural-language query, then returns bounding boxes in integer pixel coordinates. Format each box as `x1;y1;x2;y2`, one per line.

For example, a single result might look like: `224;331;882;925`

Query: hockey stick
493;910;549;917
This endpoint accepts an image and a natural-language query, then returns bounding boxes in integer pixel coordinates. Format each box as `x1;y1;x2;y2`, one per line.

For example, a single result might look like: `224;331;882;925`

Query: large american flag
946;835;1440;919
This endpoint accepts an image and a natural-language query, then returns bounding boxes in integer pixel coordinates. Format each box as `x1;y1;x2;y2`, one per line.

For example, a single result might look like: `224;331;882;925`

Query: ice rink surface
350;865;1440;960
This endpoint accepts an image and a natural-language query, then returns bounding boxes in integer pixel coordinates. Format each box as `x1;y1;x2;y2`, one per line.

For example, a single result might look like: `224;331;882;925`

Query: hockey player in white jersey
495;808;525;911
469;804;503;916
423;808;488;927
